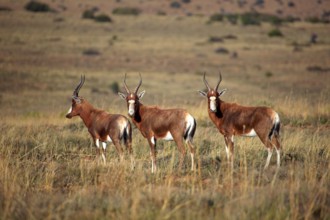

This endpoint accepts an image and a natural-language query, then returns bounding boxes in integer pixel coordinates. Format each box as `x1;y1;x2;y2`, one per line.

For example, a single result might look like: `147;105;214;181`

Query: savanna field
0;0;329;219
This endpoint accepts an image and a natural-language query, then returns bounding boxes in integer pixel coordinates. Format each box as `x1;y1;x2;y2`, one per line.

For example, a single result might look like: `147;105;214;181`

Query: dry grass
0;3;329;220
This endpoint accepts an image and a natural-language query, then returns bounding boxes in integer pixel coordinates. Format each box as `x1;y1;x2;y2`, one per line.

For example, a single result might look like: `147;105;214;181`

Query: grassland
0;2;329;220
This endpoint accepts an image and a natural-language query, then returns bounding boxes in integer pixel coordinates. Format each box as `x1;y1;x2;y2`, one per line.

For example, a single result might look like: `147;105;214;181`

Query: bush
109;82;120;94
215;47;229;54
225;14;239;25
170;1;181;8
268;29;283;37
288;1;295;7
305;17;326;23
0;6;12;11
240;12;261;25
25;1;51;12
265;71;273;78
208;36;223;43
94;14;112;23
82;49;101;56
82;8;97;19
157;10;166;16
112;7;141;15
209;13;224;23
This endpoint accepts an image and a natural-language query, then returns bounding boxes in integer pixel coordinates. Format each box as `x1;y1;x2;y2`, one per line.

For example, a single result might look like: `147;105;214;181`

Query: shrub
240;12;261;25
170;1;181;8
82;8;97;19
265;71;273;78
82;49;101;56
25;1;51;12
255;0;264;6
288;1;295;7
94;14;112;23
305;17;326;23
109;82;120;94
112;7;141;15
225;14;239;25
157;10;166;16
215;47;229;54
209;13;223;23
208;36;223;43
263;14;283;25
268;28;283;37
0;6;12;11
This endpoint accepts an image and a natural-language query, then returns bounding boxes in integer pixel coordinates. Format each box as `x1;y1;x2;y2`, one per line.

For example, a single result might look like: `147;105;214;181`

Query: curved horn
73;75;85;97
215;72;222;91
123;73;130;93
203;73;211;91
134;73;142;94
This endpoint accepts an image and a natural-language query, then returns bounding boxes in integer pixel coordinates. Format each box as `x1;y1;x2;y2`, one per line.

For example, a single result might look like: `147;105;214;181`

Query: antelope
199;73;281;169
118;74;197;173
66;75;134;167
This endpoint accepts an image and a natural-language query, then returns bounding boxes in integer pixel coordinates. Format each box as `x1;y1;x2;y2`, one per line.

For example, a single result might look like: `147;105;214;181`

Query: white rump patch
243;129;257;137
274;112;280;124
118;120;127;136
107;135;113;143
150;136;156;145
67;107;72;114
185;114;195;142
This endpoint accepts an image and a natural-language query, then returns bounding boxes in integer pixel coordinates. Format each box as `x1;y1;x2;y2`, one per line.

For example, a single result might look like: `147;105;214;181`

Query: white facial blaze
67;106;72;114
209;96;216;112
128;100;135;116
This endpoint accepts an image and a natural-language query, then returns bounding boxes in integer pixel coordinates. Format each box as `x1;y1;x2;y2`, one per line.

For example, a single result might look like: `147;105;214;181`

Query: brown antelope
118;74;197;173
66;75;134;167
199;73;281;169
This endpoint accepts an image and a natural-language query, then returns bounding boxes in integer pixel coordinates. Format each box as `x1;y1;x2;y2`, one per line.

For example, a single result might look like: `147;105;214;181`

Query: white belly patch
243;129;257;137
162;132;174;141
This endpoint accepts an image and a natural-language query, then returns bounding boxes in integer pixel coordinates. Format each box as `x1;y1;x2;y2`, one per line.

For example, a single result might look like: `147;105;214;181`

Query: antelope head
66;75;86;119
198;72;227;112
118;73;145;117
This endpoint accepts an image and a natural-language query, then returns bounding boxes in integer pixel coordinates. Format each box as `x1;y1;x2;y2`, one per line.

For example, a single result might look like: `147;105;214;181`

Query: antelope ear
198;90;207;97
138;90;146;99
219;89;227;96
118;92;127;100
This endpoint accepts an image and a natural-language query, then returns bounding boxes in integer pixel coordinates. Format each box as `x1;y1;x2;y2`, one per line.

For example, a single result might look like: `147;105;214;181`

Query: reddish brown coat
119;74;196;173
199;73;281;169
66;76;133;166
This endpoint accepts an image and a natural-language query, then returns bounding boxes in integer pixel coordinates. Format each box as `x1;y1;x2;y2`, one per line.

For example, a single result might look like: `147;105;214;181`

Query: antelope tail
123;120;132;144
268;113;280;140
184;114;197;142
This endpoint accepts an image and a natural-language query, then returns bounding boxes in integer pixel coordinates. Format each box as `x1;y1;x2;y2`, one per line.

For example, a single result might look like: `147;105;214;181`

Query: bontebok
118;74;197;173
66;75;134;167
199;73;281;169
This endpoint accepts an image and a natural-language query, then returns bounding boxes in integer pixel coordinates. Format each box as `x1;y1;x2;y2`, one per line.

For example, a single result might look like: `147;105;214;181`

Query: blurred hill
2;0;330;20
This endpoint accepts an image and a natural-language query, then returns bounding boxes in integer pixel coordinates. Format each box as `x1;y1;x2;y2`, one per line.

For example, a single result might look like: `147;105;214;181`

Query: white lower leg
276;149;281;168
264;148;273;169
101;153;106;164
190;153;194;171
151;159;157;173
225;145;230;161
102;142;107;164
